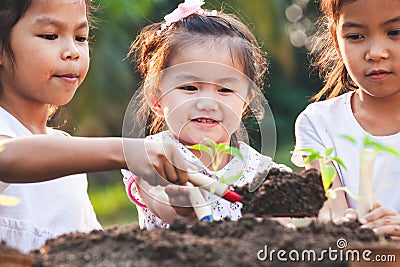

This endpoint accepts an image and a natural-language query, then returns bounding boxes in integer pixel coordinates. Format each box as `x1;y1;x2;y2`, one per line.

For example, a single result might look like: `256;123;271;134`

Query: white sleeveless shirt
0;107;101;253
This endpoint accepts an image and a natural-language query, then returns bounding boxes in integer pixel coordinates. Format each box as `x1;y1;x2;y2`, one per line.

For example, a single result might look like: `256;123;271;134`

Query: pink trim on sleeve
125;175;147;208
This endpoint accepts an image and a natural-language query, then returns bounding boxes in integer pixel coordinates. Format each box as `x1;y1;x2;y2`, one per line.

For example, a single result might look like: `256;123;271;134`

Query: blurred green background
64;0;323;227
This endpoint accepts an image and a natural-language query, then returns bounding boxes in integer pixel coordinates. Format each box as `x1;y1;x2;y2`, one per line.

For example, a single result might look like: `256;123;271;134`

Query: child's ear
150;96;164;117
330;25;342;59
243;90;255;109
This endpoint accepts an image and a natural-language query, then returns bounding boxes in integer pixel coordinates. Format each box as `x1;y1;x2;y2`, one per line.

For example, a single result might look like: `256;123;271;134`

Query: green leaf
331;156;347;169
325;147;334;157
216;143;227;154
186;144;212;155
341;135;357;144
204;139;218;149
299;148;321;164
220;172;243;185
303;154;320;164
333;187;360;200
363;136;383;150
381;147;400;157
225;147;244;162
363;136;375;148
364;137;400;156
320;164;336;192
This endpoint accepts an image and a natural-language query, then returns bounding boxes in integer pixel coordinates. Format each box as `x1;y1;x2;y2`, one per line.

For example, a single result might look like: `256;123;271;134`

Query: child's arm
0;135;190;185
135;177;197;225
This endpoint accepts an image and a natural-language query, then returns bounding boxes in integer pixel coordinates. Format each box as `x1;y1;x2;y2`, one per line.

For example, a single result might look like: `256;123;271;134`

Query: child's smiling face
152;40;254;146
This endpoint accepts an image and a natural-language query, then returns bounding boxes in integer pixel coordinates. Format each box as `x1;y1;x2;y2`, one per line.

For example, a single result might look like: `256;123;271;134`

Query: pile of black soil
31;215;384;267
239;168;326;217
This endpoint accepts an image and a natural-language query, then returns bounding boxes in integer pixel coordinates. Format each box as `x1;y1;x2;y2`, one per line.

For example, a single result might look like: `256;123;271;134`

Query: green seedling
342;135;400;217
300;147;359;222
0;146;20;206
187;139;244;221
187;139;244;193
342;135;400;156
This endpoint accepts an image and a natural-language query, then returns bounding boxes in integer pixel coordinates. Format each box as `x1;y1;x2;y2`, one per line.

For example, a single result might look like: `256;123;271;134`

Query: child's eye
388;30;400;37
218;88;234;93
76;36;88;43
178;86;198;91
345;34;363;41
39;34;58;40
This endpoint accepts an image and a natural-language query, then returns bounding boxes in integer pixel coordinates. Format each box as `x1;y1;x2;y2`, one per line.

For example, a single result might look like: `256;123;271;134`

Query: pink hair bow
165;0;205;25
158;0;205;34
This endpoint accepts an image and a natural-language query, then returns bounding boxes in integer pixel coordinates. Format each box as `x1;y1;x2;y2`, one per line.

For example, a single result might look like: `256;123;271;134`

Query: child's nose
365;41;389;62
195;97;219;111
61;39;81;61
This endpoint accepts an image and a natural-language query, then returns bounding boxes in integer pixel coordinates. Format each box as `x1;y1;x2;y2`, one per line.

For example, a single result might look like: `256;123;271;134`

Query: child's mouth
54;73;79;83
191;118;219;127
366;69;392;80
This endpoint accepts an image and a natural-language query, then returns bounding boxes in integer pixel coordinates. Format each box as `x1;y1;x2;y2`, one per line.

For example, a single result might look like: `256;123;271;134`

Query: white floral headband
157;0;218;35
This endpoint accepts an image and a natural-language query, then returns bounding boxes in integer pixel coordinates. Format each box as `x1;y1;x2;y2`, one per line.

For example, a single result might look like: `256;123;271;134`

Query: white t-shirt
0;107;101;253
291;91;400;211
122;131;291;230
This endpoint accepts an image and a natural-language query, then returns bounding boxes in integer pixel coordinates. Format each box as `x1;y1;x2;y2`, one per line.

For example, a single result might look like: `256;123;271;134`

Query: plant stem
328;196;332;222
357;149;376;217
319;159;333;222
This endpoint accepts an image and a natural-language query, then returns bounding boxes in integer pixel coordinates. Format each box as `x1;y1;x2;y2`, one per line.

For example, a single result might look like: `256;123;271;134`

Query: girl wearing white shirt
0;0;192;252
292;0;400;238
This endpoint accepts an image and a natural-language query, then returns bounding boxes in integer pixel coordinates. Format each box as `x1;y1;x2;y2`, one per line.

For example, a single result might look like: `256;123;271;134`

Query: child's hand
164;184;196;218
136;178;196;225
360;202;400;238
334;208;358;224
125;140;194;186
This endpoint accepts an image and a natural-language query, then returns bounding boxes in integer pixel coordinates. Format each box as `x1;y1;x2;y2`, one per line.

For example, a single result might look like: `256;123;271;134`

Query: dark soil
30;217;387;267
239;168;326;217
2;168;399;266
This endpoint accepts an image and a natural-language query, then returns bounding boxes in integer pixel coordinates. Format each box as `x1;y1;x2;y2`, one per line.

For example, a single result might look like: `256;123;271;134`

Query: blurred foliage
88;175;138;226
64;0;322;226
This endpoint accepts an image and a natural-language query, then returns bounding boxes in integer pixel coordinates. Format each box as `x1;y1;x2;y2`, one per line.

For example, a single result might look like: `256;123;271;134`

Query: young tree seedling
342;135;400;217
187;139;244;221
300;147;359;222
187;139;244;190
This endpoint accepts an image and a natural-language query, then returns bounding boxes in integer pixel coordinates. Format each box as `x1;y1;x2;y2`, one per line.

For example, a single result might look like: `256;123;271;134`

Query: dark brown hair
309;0;358;102
0;0;96;118
128;10;268;136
